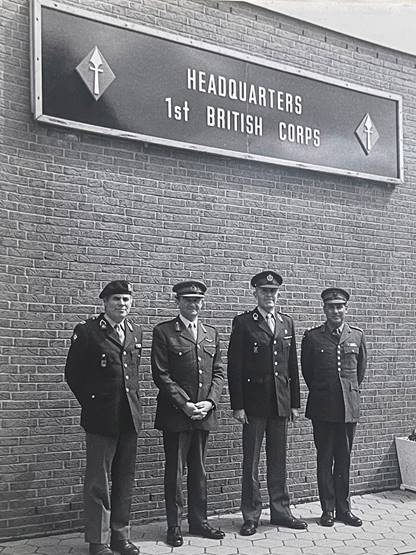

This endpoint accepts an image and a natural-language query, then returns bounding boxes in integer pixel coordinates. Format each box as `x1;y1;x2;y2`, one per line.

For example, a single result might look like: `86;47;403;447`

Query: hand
183;402;199;418
290;408;299;421
232;409;248;424
195;401;213;419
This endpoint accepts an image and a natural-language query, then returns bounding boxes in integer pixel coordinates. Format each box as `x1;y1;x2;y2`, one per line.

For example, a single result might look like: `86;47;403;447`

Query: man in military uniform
301;287;367;527
65;280;142;555
151;280;225;547
227;271;307;536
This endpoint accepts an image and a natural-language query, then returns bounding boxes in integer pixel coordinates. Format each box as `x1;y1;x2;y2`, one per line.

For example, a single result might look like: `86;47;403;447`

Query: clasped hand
184;401;212;420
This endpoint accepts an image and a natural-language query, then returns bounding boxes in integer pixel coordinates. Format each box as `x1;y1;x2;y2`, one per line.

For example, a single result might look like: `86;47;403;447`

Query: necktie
188;322;197;341
266;313;275;333
114;323;125;344
332;327;341;338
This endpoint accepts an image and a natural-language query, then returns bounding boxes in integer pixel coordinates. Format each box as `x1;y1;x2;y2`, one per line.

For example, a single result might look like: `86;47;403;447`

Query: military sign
31;0;403;183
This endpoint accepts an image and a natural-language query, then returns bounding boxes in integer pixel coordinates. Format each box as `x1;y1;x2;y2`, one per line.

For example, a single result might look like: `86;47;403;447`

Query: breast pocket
168;343;193;361
203;345;216;359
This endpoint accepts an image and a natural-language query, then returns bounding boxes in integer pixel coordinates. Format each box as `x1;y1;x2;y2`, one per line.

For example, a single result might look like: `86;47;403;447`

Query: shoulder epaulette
349;325;364;333
303;324;321;335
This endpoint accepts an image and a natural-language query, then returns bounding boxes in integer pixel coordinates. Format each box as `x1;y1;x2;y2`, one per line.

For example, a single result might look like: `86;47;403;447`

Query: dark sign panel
31;0;403;183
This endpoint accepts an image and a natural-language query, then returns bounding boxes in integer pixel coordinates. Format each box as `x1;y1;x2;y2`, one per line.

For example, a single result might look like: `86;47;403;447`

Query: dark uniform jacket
301;323;367;423
65;314;143;436
227;308;300;418
151;317;225;432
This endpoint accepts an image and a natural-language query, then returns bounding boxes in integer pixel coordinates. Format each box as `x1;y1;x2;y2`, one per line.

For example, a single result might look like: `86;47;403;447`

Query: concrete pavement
1;489;416;554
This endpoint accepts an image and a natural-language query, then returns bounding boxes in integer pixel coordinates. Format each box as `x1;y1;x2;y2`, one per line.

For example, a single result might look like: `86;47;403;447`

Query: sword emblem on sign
76;46;115;101
355;113;379;155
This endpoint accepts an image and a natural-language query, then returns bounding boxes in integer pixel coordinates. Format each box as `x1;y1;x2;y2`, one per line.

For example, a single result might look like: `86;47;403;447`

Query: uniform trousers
312;420;356;514
241;416;291;524
162;429;209;528
84;431;138;544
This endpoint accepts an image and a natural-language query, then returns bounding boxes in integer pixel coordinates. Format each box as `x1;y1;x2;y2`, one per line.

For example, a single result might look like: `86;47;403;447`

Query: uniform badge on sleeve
71;333;78;343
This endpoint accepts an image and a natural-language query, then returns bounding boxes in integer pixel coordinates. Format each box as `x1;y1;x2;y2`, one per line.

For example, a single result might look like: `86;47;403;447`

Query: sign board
31;0;403;183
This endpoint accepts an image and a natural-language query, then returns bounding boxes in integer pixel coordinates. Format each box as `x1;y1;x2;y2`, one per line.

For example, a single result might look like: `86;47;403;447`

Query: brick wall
1;0;415;540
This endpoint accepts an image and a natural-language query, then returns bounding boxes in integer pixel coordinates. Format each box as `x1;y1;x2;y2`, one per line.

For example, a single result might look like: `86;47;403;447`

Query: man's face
176;296;203;322
323;302;347;328
254;287;279;312
104;294;132;323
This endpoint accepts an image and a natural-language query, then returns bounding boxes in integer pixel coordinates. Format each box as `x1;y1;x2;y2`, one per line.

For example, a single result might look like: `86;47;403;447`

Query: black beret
172;280;207;298
321;287;350;304
250;270;283;288
99;280;133;299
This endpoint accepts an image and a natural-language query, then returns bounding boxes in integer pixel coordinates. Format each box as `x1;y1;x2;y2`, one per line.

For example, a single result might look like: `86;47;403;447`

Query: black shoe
335;511;362;527
110;539;139;555
240;520;257;536
319;511;334;527
89;544;113;555
270;515;308;530
166;527;183;547
189;522;225;539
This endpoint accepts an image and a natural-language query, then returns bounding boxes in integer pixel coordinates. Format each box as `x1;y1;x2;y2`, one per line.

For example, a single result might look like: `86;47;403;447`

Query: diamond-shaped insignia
76;46;115;101
355;113;379;155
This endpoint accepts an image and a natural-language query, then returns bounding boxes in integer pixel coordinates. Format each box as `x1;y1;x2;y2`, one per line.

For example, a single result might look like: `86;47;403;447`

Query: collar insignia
253;312;259;321
99;319;108;329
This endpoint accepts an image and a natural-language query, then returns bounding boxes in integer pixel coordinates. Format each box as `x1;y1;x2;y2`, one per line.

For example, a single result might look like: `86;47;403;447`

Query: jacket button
198;357;201;361
274;362;278;366
199;370;202;374
247;378;251;382
199;383;202;388
91;394;95;399
179;352;182;356
126;387;129;392
123;351;127;355
124;363;127;367
126;375;129;380
274;351;278;355
275;371;278;376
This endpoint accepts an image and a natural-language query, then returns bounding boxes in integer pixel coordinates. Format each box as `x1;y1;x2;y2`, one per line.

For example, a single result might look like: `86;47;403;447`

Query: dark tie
265;313;275;333
114;323;125;344
188;322;197;341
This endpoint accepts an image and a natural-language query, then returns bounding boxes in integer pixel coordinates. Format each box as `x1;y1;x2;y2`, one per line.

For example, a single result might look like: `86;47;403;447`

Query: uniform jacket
65;314;143;436
301;323;367;423
227;308;300;418
151;317;225;432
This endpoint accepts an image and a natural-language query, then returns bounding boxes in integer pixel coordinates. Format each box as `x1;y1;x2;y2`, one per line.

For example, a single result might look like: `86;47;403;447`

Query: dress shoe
335;511;362;527
270;515;308;530
319;511;334;527
189;522;225;539
89;544;113;555
166;527;183;547
110;539;139;555
240;520;257;536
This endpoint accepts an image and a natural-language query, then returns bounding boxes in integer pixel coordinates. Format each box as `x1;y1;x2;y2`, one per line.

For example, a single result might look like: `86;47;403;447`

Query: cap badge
190;284;197;292
267;274;273;282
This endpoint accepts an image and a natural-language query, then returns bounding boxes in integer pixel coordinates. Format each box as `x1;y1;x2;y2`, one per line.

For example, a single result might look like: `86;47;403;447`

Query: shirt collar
104;315;125;329
326;322;345;334
257;307;275;320
179;314;198;328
